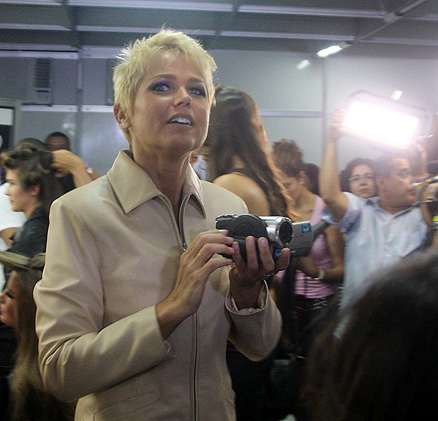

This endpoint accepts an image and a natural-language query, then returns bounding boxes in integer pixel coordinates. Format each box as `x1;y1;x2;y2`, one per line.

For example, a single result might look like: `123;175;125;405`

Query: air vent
33;58;52;105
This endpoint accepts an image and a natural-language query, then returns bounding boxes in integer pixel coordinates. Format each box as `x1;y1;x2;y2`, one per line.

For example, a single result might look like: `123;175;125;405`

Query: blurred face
349;164;376;199
0;272;18;328
279;170;303;200
378;158;416;208
46;136;69;151
5;169;37;215
121;52;210;165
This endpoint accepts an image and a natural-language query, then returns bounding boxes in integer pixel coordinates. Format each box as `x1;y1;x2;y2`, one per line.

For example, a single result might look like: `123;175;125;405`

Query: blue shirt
323;193;427;306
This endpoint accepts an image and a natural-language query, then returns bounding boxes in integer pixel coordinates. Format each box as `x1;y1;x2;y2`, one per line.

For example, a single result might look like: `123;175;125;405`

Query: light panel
343;101;420;147
68;0;233;11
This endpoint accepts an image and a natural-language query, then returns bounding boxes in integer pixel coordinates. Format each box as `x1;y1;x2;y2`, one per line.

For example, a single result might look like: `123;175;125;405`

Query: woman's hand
156;229;234;338
229;236;290;309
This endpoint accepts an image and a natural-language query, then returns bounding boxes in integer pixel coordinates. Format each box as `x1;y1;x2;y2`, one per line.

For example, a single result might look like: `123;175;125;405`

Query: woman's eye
189;86;206;97
150;81;170;92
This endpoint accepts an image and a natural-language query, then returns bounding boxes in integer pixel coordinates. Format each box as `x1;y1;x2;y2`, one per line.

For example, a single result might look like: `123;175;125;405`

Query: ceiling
0;0;438;59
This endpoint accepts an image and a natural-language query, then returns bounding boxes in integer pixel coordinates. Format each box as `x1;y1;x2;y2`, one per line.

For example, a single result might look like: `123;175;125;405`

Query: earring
120;122;126;127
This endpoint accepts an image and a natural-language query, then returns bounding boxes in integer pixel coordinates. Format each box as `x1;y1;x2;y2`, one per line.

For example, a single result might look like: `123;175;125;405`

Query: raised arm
319;110;349;222
51;149;97;188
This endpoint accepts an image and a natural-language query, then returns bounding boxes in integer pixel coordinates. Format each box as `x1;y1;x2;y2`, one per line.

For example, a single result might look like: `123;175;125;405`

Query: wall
0;50;437;175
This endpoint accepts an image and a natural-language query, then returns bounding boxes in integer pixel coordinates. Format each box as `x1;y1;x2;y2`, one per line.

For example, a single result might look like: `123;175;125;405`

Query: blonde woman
34;30;288;420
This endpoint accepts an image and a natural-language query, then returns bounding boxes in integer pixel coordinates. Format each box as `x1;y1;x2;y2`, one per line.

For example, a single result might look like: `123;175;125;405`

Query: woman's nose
175;88;191;107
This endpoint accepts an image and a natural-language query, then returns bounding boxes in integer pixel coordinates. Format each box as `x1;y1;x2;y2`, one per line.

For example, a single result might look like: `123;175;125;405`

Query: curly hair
272;139;305;178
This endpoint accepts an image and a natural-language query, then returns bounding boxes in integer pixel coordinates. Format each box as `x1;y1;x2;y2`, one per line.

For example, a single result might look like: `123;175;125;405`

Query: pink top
295;195;337;298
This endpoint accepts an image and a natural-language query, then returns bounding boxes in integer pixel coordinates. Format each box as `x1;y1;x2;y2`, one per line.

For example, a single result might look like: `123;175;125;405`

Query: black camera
215;214;312;261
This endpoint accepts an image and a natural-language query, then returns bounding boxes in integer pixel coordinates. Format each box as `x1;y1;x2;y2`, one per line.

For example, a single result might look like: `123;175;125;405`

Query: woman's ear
113;104;131;129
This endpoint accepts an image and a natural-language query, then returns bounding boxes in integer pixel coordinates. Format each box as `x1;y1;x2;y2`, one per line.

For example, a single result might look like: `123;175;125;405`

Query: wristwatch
84;162;94;175
314;269;325;281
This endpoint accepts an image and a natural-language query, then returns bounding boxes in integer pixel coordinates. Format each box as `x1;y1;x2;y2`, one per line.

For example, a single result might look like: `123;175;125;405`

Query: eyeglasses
349;174;374;183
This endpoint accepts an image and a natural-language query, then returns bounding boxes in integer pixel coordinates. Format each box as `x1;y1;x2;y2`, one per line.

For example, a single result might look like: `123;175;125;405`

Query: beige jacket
34;151;282;420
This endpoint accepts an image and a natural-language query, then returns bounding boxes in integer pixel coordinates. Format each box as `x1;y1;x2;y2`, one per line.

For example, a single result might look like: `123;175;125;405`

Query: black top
9;206;48;257
58;174;75;194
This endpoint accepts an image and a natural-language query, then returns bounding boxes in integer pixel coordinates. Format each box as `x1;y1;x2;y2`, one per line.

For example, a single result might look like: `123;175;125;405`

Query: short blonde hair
113;29;217;119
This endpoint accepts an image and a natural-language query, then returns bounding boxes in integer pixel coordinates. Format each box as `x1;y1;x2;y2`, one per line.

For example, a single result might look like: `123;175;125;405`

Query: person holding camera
205;84;295;420
319;110;427;308
33;30;287;420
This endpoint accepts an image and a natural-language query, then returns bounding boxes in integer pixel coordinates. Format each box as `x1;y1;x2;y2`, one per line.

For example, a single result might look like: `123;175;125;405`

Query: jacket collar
107;150;206;216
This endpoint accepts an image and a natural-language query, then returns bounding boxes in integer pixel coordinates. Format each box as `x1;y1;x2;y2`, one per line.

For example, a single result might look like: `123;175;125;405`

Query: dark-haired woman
206;85;293;218
305;249;438;420
206;85;296;420
0;252;75;420
340;157;377;199
1;148;62;257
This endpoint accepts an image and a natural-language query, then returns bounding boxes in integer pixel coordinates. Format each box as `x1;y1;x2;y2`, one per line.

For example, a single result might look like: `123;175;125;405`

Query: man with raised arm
319;111;427;306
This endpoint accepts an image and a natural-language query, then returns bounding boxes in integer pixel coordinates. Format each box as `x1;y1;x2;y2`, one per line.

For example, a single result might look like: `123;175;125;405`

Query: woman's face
279;170;303;200
349;164;376;198
124;52;210;165
0;271;18;328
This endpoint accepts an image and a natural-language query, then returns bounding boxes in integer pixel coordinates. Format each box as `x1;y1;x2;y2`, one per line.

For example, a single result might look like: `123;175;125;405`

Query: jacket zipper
162;194;198;419
178;195;199;420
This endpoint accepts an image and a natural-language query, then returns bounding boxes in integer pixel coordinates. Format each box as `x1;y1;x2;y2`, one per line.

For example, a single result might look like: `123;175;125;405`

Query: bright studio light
316;45;343;58
342;90;426;148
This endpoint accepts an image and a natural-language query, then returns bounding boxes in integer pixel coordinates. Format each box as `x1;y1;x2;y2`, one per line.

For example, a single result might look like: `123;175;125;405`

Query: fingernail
259;237;268;247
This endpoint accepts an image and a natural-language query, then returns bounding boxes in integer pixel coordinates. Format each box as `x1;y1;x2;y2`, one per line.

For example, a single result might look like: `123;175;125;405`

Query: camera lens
278;220;293;244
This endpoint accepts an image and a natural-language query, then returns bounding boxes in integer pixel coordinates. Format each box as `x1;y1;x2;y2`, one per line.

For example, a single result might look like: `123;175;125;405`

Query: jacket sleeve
225;279;282;361
34;199;172;402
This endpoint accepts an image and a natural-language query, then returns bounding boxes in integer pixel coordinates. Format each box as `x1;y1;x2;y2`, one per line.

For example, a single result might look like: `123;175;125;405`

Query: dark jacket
9;207;48;257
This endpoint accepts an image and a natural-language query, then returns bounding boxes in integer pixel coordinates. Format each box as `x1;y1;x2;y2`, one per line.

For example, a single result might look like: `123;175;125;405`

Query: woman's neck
133;149;190;218
294;188;316;217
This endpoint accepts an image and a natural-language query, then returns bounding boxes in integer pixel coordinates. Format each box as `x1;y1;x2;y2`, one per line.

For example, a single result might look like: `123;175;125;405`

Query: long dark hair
206;85;292;217
305;249;438;420
0;252;75;420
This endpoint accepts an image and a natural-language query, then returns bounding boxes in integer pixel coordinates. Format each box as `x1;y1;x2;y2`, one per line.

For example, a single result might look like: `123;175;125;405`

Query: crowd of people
1;28;438;420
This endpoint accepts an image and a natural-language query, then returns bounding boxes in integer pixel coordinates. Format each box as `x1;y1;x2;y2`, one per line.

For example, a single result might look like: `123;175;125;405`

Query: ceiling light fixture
296;59;311;70
68;0;233;12
317;41;349;58
316;45;342;57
